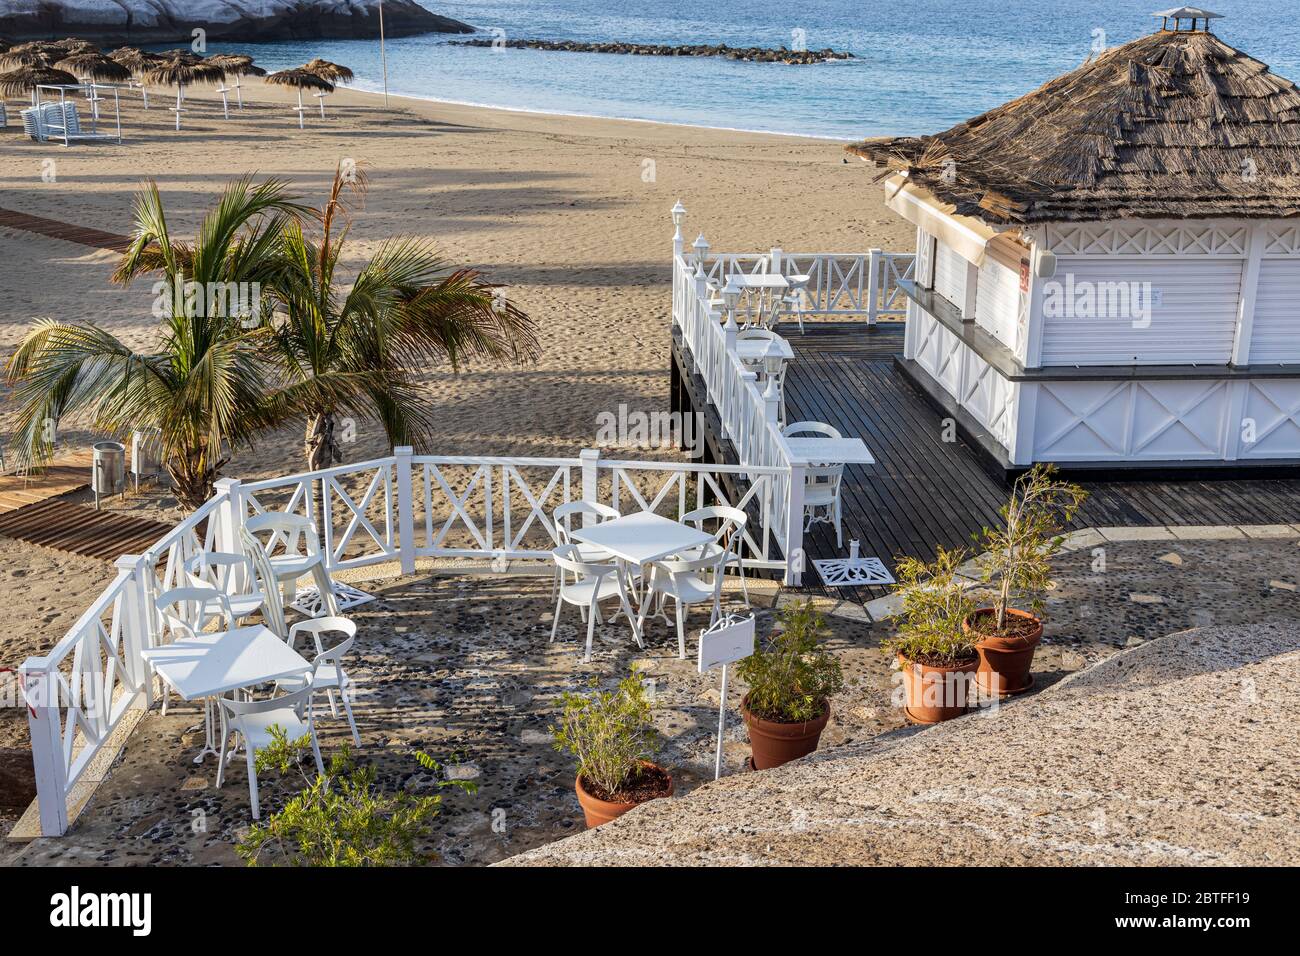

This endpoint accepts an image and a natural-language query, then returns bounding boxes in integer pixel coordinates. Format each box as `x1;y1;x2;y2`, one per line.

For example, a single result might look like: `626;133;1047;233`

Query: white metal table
729;273;789;326
142;625;312;762
570;511;714;647
784;437;876;465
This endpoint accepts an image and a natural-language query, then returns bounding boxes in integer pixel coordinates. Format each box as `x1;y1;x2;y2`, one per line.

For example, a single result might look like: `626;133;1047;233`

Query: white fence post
20;655;69;836
211;477;244;553
395;446;416;575
783;462;806;586
579;448;601;525
867;248;882;325
671;200;685;259
769;246;783;275
115;554;152;708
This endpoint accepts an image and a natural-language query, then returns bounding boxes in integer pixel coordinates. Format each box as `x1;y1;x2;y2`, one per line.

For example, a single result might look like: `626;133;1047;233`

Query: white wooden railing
698;247;915;321
20;444;798;835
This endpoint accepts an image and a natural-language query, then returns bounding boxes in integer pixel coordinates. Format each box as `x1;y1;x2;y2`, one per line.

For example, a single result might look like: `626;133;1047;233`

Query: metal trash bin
92;440;126;507
131;429;162;491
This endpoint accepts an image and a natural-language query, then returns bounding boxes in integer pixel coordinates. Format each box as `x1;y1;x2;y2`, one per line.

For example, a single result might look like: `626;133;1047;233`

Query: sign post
697;614;755;780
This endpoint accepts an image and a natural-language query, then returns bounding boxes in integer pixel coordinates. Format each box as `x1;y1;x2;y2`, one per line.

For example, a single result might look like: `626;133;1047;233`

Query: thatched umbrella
206;53;262;111
302;58;354;83
0;64;77;106
56;51;131;82
0;42;56;69
301;58;352;119
109;47;160;108
264;67;333;129
55;51;130;120
146;57;224;129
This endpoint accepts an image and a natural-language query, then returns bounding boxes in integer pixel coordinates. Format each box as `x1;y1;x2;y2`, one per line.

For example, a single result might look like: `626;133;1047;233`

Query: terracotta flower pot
964;607;1043;698
897;653;979;724
741;693;830;770
574;761;673;829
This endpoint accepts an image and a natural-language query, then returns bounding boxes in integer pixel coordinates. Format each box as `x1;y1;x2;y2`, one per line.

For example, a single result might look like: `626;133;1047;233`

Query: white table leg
616;558;645;648
192;697;220;764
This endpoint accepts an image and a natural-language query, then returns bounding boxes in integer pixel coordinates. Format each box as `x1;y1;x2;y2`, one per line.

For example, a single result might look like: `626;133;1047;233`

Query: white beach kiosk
849;9;1300;471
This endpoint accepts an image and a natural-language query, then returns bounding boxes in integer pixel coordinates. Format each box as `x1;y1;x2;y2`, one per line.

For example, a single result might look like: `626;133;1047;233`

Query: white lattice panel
1263;224;1300;257
1033;380;1228;460
1042;222;1249;257
1239;380;1300;459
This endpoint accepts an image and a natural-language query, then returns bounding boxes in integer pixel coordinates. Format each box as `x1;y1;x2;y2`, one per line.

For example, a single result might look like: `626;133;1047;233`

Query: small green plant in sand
884;546;980;666
235;727;476;867
736;601;843;722
974;464;1088;634
551;675;659;799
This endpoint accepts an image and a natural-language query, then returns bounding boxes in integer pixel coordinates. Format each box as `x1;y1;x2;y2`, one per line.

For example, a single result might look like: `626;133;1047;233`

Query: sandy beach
0;82;908;782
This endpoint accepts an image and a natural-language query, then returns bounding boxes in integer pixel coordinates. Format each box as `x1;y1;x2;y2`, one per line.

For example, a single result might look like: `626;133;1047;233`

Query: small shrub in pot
884;546;980;723
550;674;672;828
969;464;1088;696
736;601;843;769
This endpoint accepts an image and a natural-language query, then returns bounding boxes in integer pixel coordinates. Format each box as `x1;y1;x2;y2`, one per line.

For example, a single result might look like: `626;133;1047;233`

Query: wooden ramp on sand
0;207;131;253
0;497;171;561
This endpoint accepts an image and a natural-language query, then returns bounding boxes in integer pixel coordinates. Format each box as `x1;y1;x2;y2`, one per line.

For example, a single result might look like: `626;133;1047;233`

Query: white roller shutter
1040;258;1242;366
1249;259;1300;364
932;240;968;311
975;257;1021;350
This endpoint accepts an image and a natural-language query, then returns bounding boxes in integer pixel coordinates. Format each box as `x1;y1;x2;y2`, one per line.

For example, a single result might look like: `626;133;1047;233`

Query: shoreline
343;81;857;143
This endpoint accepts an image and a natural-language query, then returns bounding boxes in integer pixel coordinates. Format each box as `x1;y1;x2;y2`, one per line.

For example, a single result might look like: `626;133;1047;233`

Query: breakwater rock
451;38;854;64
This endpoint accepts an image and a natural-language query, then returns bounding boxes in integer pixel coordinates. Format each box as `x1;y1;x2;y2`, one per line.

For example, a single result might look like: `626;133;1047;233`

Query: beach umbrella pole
175;85;182;130
380;0;389;107
297;89;304;129
235;76;243;109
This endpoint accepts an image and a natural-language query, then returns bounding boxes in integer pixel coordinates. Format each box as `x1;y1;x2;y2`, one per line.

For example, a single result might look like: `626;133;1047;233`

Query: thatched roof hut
847;27;1300;223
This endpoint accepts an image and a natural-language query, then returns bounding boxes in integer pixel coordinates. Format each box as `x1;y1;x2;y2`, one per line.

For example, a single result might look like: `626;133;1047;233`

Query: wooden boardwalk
675;321;1300;603
0;452;93;514
0;207;131;252
0;497;171;561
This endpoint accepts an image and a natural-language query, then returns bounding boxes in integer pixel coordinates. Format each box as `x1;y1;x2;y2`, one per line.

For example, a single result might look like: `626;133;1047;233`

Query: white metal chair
185;551;265;623
784;273;811;332
550;544;636;662
551;500;620;598
243;512;338;616
638;546;728;659
783;421;845;547
216;686;323;820
154;586;233;716
681;505;750;607
275;617;360;745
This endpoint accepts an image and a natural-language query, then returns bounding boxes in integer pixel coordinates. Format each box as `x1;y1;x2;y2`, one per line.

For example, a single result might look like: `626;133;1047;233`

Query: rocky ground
3;533;1298;865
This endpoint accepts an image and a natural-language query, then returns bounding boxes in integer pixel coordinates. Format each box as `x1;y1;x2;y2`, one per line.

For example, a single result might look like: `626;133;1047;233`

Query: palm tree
261;163;539;472
4;177;306;508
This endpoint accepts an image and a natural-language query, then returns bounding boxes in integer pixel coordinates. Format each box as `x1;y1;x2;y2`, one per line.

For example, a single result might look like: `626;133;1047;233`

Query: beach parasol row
1;44;355;133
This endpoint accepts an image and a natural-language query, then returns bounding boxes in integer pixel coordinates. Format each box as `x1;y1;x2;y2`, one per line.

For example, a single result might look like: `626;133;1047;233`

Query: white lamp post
692;233;710;276
671;200;686;257
722;277;743;331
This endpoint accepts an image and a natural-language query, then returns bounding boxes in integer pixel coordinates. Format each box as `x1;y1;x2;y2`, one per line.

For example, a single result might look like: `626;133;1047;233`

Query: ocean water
195;0;1300;139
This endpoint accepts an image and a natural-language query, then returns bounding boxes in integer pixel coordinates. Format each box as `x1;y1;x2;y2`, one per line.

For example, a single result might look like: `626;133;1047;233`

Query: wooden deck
0;452;93;514
674;321;1300;603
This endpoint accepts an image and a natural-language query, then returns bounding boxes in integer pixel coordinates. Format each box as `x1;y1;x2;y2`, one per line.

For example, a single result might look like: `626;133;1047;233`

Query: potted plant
967;464;1087;697
884;547;980;723
736;601;843;769
551;674;673;828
